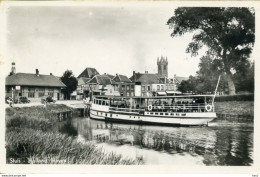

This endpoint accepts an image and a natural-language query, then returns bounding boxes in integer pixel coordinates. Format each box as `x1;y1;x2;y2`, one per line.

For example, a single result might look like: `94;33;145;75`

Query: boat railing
146;103;214;112
109;107;145;113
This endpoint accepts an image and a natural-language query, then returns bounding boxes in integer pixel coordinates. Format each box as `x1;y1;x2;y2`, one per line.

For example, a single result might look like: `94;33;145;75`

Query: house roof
78;67;99;78
101;74;115;79
87;75;118;85
6;73;66;87
78;77;91;86
113;74;132;83
131;73;161;84
175;76;189;84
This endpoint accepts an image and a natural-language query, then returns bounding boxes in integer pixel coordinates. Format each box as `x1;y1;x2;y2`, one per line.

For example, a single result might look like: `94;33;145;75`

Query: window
160;113;163;115
38;92;45;97
48;92;54;97
28;92;35;98
157;85;160;90
114;85;118;91
147;86;151;91
131;85;134;89
122;85;125;90
131;92;134;96
127;85;130;90
161;85;164;90
164;65;166;70
127;92;130;96
141;86;145;91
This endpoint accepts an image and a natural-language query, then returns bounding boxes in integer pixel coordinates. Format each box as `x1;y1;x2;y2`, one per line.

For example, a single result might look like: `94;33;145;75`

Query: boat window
155;113;158;115
150;112;154;115
105;113;107;117
165;113;168;115
160;113;163;115
171;113;174;115
146;112;149;115
102;100;105;105
110;114;112;117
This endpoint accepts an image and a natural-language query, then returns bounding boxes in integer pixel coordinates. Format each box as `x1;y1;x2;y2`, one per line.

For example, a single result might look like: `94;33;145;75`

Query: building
112;74;134;97
76;77;91;100
5;63;66;102
130;56;176;96
78;67;99;78
76;67;100;100
131;71;161;97
87;74;120;96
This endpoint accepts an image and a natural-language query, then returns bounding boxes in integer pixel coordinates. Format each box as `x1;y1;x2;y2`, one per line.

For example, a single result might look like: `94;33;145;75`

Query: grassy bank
214;101;254;116
5;105;142;165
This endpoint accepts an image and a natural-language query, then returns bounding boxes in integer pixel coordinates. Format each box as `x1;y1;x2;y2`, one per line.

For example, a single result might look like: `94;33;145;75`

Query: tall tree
196;55;227;94
177;75;197;93
167;7;255;95
61;70;78;100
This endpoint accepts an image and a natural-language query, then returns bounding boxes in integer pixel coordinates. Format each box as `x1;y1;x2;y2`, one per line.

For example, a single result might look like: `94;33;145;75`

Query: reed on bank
5;105;142;165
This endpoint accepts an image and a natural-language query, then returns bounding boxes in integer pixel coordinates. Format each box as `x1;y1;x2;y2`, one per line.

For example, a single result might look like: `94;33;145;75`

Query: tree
61;70;78;100
178;75;197;93
167;7;255;95
196;55;227;94
233;61;254;93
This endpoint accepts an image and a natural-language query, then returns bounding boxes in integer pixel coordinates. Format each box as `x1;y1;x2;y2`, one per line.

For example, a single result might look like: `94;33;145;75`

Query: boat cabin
92;95;215;113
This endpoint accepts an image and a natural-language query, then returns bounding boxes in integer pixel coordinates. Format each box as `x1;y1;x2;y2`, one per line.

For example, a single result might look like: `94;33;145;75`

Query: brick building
5;63;66;102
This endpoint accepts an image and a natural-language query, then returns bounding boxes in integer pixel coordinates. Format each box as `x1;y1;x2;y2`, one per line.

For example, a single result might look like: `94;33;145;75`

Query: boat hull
90;104;216;126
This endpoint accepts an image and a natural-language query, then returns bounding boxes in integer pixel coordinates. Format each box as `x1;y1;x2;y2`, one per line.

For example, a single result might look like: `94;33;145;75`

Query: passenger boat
89;95;217;126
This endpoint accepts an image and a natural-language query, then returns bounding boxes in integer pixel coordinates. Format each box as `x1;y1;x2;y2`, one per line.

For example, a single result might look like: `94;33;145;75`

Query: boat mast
212;75;221;104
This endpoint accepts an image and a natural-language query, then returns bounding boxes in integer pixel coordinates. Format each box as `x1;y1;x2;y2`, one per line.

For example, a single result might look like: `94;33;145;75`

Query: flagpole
212;75;221;103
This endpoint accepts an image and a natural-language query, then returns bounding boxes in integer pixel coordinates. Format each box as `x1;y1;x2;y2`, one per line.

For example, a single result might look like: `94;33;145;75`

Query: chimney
11;62;16;75
133;71;136;82
36;69;39;76
50;73;52;75
145;71;148;74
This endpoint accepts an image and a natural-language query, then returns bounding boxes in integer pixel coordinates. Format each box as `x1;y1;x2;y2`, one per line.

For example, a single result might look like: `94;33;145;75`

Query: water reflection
63;117;253;166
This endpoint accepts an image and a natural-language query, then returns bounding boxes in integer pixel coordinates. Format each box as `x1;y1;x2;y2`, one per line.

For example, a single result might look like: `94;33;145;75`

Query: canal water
59;117;254;166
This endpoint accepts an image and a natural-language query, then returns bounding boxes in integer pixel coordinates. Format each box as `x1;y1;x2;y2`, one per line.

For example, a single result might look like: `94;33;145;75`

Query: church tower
157;56;168;78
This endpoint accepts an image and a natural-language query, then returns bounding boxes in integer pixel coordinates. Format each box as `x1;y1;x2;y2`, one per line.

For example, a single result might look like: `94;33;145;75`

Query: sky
4;4;256;78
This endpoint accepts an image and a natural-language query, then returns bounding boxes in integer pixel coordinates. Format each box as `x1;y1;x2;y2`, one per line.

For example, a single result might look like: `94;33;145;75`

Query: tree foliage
167;7;255;95
177;75;197;93
61;70;78;100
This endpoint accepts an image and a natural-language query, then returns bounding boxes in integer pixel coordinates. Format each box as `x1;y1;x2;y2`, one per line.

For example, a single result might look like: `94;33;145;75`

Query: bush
215;94;254;102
